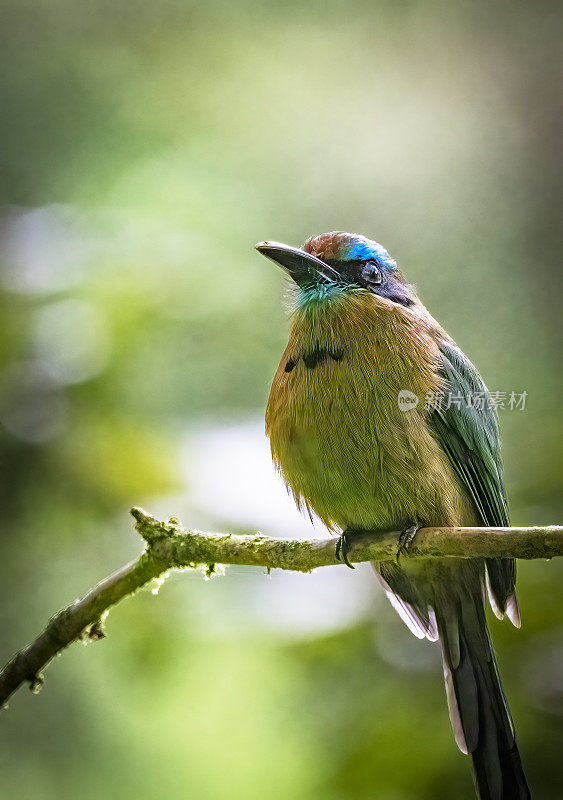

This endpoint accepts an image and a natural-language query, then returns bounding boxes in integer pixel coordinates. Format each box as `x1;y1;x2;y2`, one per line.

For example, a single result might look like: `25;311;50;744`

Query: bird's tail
435;584;531;800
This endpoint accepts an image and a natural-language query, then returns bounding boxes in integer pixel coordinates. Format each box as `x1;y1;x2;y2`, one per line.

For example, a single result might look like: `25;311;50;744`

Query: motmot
256;232;530;800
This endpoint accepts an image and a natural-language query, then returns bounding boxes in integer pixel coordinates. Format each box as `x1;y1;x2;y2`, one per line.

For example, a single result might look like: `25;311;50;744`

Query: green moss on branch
0;507;561;710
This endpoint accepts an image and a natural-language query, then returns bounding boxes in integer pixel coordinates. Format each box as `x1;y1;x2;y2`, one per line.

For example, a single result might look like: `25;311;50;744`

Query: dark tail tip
471;734;531;800
438;596;532;800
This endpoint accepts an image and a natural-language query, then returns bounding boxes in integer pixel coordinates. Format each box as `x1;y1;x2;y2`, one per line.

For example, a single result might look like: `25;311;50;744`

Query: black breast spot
302;347;344;369
284;358;297;373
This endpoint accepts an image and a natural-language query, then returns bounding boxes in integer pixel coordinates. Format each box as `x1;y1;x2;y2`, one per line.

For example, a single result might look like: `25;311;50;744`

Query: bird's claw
397;524;419;562
335;529;355;569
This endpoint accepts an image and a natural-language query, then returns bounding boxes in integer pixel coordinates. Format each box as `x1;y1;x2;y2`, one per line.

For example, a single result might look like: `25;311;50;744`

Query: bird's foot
335;529;356;569
396;524;420;562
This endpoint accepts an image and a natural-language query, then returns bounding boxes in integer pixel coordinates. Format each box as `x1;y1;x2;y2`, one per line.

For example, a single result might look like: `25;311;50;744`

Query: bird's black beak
254;241;339;286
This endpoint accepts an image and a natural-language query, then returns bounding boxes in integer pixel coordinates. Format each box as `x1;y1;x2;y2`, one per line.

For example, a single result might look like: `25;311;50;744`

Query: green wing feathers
429;340;519;626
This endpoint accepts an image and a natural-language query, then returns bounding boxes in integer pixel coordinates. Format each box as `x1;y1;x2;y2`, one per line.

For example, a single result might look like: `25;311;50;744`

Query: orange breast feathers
265;290;474;531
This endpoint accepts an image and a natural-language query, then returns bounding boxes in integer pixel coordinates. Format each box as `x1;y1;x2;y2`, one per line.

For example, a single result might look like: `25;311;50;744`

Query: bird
255;231;530;800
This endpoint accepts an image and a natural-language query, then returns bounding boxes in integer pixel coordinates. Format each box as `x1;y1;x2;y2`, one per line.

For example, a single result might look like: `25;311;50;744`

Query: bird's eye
362;260;383;285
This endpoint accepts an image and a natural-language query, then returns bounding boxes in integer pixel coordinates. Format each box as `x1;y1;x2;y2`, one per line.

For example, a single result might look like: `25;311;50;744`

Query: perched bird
256;232;530;800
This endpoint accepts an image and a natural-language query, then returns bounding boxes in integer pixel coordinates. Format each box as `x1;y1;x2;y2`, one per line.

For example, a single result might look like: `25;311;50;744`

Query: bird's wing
428;339;519;625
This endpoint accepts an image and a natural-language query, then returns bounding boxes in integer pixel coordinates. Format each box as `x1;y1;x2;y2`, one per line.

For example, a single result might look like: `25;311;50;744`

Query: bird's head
255;231;415;308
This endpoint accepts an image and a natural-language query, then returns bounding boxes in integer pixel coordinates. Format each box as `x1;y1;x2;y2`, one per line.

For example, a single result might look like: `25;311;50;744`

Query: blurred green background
0;1;561;798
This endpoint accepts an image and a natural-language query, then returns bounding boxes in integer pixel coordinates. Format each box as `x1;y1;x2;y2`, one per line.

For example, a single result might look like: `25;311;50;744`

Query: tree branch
1;506;561;709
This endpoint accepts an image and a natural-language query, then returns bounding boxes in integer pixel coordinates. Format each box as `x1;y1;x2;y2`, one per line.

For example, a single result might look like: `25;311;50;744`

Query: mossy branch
1;506;561;709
